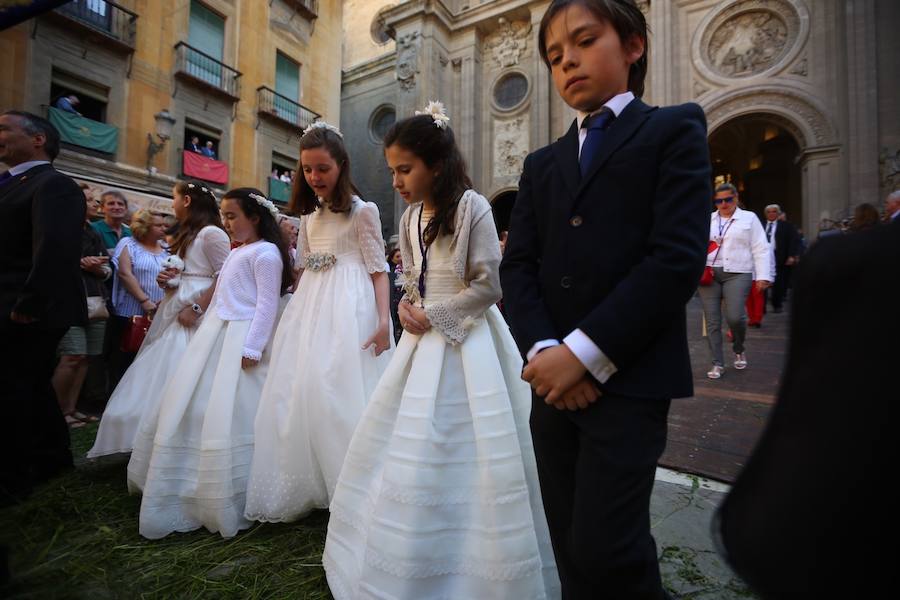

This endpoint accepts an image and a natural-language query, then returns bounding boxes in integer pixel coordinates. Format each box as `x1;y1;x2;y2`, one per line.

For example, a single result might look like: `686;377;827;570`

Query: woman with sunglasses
699;183;771;379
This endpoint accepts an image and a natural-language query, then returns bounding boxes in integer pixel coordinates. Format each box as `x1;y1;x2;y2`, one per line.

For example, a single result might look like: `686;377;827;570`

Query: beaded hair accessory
187;182;215;200
302;120;343;139
415;100;450;129
248;192;280;217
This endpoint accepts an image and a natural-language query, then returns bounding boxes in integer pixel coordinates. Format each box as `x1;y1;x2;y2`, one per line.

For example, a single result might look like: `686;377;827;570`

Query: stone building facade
341;0;899;238
0;0;342;212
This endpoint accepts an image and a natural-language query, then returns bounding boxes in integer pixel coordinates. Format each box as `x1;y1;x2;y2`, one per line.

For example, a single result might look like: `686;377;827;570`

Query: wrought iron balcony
174;42;242;101
52;0;138;51
256;86;320;132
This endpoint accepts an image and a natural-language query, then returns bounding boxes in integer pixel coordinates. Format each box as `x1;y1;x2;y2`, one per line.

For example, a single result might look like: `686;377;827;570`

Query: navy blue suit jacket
500;98;711;400
0;164;87;330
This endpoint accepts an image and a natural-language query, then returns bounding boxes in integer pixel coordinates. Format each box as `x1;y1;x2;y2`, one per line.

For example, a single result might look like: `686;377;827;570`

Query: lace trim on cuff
242;348;262;361
424;302;478;346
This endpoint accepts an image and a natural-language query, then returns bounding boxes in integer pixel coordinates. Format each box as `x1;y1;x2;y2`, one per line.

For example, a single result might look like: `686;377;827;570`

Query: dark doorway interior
709;116;802;225
492;191;517;236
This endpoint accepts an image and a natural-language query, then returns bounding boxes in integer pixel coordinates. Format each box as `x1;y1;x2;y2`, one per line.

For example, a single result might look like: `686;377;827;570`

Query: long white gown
87;226;231;458
324;195;560;599
127;240;284;539
244;197;392;522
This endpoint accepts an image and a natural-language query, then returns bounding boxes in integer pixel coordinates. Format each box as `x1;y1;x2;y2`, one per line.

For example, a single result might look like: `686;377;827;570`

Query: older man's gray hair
765;204;782;214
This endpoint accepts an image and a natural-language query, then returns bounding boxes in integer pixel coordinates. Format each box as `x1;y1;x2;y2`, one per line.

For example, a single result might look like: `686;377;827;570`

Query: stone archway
709;114;802;225
703;87;843;235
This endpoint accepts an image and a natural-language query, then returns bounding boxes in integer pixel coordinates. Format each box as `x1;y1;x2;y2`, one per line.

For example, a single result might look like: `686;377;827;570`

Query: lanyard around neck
417;205;430;301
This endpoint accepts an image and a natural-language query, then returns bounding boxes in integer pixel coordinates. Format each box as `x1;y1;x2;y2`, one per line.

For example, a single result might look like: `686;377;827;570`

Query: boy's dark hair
169;180;225;258
538;0;649;98
289;126;356;216
383;114;473;246
1;110;61;160
223;187;294;294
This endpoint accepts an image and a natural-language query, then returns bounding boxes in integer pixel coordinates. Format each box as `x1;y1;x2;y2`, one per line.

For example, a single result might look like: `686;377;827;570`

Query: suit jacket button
570;215;583;227
560;276;572;289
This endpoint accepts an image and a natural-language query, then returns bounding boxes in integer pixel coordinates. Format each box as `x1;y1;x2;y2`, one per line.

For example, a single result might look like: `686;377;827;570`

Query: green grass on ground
0;424;332;600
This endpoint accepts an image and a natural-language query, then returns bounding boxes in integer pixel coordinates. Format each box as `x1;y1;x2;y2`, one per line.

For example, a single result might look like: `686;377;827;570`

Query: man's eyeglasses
713;196;736;205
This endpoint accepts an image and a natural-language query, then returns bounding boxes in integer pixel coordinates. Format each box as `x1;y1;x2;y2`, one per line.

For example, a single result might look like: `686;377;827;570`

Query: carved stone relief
484;18;532;69
705;89;834;147
693;80;711;98
494;115;529;179
396;32;421;91
700;0;803;79
880;147;900;193
790;56;808;76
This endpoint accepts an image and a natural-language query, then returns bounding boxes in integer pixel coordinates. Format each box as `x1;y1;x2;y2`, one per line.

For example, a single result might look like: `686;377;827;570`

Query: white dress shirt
765;218;778;251
525;91;636;384
7;160;51;176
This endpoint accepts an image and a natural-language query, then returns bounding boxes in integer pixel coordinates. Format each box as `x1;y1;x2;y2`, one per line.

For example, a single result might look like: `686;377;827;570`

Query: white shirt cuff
527;339;560;362
563;329;618;384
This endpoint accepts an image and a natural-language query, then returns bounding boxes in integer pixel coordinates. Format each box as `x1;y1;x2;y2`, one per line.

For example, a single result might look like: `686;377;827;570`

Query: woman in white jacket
700;183;771;379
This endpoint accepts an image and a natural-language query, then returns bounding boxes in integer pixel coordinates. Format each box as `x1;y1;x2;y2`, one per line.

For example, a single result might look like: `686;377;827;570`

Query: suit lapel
0;164;52;202
576;98;654;198
551;120;580;204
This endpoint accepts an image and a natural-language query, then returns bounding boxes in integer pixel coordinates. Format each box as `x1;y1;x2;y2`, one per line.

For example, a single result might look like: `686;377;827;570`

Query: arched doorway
491;190;517;234
708;115;802;225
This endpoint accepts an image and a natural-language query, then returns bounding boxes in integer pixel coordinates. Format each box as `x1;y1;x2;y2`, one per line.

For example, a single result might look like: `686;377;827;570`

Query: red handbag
700;240;721;287
120;315;152;353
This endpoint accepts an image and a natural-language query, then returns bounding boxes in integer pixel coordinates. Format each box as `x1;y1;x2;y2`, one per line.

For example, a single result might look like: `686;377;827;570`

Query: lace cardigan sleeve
242;247;283;360
424;193;502;345
355;200;389;274
198;226;231;275
297;214;311;267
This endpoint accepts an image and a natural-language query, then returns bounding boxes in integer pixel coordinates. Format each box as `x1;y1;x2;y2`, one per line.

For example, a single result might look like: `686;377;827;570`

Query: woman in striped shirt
109;209;167;379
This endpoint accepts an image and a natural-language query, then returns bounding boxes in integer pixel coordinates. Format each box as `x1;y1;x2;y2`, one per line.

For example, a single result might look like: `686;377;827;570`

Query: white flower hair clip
415;100;450;129
302;120;343;138
248;192;280;218
187;182;215;200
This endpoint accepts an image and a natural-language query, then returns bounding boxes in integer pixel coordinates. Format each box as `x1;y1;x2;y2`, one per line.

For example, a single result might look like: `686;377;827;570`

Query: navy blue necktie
579;109;615;177
0;171;12;187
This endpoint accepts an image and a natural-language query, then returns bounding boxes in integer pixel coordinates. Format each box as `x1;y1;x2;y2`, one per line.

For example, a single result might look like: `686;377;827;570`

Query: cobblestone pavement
661;294;788;483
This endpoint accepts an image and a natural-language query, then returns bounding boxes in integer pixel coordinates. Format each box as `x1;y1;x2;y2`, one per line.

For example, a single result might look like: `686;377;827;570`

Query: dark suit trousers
530;392;670;600
0;324;73;503
772;264;792;309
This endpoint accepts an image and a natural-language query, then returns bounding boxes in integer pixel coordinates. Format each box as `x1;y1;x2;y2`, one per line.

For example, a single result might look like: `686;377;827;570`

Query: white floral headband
248;192;279;218
302;120;343;139
187;182;215;200
415;100;450;129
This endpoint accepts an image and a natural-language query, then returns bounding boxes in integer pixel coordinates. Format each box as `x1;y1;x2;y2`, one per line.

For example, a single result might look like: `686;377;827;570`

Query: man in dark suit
716;216;900;599
187;135;203;154
763;204;801;313
0;110;86;504
500;2;710;598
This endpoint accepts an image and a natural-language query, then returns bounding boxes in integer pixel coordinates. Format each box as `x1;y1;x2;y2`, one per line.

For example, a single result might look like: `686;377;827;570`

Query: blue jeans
698;268;753;366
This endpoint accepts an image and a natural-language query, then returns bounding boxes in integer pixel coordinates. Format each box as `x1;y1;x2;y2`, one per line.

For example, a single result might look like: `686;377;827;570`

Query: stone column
844;0;879;205
800;145;843;236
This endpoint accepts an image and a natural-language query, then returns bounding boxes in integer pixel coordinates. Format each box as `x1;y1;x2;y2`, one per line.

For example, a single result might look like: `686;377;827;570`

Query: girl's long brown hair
169;180;225;258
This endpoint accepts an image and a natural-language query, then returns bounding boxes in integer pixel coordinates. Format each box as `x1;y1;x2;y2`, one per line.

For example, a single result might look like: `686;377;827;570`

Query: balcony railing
53;0;138;50
174;42;241;100
257;87;320;132
282;0;318;20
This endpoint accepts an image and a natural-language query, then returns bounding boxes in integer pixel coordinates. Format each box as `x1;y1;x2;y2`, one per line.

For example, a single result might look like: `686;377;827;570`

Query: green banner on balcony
48;107;118;154
269;177;291;204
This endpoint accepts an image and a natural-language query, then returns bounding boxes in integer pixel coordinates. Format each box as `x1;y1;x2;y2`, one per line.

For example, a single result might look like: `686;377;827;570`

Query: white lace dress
324;191;560;599
244;197;393;522
88;226;231;458
126;240;284;539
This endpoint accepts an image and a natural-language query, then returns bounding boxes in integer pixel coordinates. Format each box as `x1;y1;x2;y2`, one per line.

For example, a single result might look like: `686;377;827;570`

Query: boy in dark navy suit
500;1;712;598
